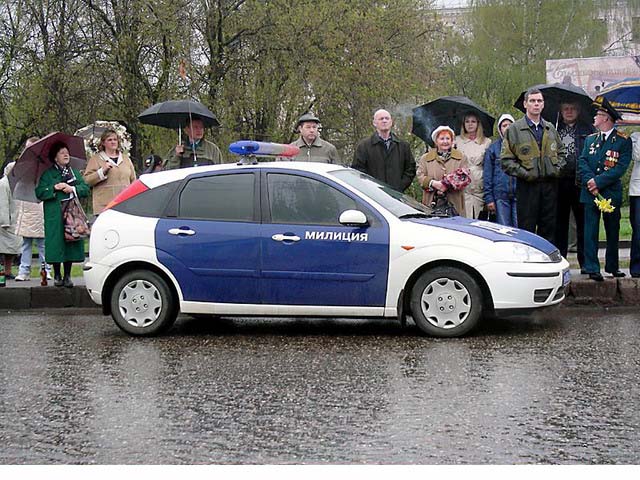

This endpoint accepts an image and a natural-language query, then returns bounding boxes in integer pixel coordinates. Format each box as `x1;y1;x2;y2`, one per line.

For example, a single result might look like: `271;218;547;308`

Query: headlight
499;242;553;263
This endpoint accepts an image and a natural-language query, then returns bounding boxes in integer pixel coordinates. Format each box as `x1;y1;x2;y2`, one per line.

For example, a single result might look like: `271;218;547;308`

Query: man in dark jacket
555;101;595;272
352;109;415;192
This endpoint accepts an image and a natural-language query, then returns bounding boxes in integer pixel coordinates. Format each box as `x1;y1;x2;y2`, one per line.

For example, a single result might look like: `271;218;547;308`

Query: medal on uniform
604;150;619;170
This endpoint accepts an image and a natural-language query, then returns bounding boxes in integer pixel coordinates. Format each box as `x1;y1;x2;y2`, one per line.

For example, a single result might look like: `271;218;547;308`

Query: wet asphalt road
0;308;639;465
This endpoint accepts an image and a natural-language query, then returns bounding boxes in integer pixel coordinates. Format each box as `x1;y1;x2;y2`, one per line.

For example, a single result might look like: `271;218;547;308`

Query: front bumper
480;259;571;310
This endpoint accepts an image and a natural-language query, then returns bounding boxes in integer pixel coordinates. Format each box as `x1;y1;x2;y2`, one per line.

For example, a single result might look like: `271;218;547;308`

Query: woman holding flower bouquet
83;128;137;215
416;126;470;216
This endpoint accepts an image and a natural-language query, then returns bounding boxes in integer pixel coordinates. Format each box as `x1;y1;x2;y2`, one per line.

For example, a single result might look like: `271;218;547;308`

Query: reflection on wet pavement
0;308;639;464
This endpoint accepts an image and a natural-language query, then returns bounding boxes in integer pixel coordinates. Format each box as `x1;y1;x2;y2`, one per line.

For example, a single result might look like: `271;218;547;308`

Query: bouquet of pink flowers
441;167;471;191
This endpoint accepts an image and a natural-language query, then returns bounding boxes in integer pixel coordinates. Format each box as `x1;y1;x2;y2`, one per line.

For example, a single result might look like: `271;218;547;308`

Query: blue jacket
483;138;516;204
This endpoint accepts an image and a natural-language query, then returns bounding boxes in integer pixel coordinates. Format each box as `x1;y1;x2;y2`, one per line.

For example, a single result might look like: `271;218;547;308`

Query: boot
3;255;14;280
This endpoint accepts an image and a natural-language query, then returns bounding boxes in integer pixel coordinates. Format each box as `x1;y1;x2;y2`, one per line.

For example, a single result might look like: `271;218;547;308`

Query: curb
2;277;640;311
562;276;640;307
0;284;97;310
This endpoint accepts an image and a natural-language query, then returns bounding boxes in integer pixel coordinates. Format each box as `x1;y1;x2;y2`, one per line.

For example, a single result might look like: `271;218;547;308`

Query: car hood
408;216;558;255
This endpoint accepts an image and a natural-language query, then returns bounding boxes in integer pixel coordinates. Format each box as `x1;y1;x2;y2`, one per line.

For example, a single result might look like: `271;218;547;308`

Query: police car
84;149;570;337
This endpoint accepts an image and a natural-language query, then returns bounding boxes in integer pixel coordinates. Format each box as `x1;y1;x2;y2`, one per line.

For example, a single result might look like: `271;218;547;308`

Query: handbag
429;191;459;217
62;197;91;242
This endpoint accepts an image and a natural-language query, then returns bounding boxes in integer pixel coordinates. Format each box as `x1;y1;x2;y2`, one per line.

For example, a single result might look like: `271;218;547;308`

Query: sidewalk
0;275;96;309
0;248;638;310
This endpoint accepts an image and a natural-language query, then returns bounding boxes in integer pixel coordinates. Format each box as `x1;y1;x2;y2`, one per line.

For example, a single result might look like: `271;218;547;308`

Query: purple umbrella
9;132;87;203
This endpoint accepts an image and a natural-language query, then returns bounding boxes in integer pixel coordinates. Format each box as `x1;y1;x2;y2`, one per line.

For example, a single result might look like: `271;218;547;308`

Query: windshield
331;169;430;217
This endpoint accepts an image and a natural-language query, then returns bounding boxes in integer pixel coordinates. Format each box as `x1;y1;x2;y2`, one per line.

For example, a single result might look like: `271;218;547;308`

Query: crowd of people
276;87;639;283
1;86;640;285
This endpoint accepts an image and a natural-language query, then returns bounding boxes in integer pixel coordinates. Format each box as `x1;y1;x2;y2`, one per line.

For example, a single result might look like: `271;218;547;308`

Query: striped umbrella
600;77;640;115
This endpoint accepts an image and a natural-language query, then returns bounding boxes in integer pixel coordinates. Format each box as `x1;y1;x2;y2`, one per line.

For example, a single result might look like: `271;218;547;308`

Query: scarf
437;150;451;162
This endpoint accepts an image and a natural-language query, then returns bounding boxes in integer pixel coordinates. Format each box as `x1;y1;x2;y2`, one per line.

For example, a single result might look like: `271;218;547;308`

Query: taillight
104;180;149;211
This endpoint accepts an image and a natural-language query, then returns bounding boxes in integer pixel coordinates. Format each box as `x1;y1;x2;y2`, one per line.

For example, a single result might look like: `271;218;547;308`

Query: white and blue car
84;161;570;337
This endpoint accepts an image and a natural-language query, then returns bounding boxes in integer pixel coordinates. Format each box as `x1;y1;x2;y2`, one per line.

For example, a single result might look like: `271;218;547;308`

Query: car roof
140;161;349;188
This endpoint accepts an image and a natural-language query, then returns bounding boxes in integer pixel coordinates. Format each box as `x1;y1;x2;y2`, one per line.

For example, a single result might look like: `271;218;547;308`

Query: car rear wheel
110;270;177;336
410;266;482;337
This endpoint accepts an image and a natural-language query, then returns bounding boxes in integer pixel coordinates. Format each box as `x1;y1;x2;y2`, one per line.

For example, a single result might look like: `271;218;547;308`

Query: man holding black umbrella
501;87;566;245
165;117;224;169
555;101;594;272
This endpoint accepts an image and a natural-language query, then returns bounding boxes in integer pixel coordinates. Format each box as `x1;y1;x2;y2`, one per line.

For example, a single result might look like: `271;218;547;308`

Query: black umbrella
138;99;221;129
412;96;495;146
514;83;594;126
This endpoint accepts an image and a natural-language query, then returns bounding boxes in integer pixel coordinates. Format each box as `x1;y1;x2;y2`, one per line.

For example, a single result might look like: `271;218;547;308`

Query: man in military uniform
165;117;225;169
577;96;632;281
290;113;341;164
500;88;566;245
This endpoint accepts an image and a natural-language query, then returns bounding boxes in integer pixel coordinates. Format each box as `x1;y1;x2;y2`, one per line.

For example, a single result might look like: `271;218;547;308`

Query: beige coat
15;199;45;238
0;163;22;254
416;148;468;217
83;151;137;214
456;135;491;218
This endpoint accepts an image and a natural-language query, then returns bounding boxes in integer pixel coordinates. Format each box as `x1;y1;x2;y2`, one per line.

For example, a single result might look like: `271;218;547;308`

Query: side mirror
339;209;368;227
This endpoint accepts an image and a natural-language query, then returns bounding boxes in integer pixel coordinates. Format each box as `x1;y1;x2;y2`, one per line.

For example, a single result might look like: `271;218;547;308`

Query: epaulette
616;130;629;139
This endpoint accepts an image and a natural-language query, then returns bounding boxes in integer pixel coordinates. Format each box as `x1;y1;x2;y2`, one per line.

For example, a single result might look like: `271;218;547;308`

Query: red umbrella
9;132;87;203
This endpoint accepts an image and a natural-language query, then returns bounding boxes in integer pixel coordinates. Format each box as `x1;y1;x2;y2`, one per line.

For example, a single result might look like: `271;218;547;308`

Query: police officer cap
592;95;622;122
296;113;321;127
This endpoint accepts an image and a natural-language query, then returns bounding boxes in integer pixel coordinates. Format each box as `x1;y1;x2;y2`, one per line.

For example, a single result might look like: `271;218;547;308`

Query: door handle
272;233;300;242
168;228;195;236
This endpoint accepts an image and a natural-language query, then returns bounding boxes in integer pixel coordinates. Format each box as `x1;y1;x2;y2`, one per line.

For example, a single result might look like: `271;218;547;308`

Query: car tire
110;270;178;336
410;266;482;337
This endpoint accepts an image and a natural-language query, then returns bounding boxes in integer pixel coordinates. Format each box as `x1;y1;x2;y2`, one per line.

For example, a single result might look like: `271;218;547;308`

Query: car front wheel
110;270;177;336
410;266;482;337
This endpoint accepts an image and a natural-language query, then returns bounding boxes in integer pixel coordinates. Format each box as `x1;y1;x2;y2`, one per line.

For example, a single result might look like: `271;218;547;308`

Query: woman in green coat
35;141;90;287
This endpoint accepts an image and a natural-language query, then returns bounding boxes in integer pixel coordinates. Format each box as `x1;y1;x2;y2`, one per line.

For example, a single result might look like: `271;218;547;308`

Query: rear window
178;173;255;222
111;181;180;217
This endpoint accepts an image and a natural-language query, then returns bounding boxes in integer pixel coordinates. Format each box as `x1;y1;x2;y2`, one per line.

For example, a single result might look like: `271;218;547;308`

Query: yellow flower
594;194;615;213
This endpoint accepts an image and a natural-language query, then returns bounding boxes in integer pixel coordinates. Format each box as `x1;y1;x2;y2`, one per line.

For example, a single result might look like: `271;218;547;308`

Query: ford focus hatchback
84;162;570;337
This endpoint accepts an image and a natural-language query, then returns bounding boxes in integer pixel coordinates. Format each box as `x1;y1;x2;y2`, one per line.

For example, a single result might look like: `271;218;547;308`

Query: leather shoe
588;273;604;282
632;273;640;278
54;276;64;287
606;270;626;278
63;277;74;288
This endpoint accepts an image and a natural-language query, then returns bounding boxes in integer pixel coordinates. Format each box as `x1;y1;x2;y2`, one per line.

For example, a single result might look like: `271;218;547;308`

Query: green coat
35;166;90;263
500;116;566;181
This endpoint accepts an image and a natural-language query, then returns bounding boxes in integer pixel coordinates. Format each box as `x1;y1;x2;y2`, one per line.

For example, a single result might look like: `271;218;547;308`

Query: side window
179;173;255;221
267;173;357;225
